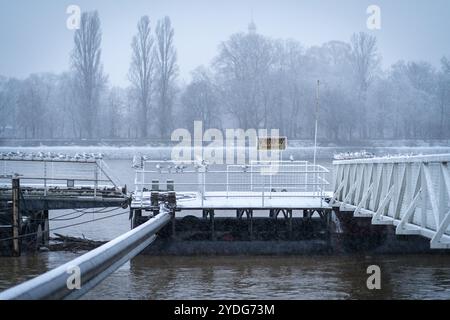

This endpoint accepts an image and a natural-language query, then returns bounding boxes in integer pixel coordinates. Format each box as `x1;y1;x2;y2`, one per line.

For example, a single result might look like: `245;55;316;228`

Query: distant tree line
0;11;449;142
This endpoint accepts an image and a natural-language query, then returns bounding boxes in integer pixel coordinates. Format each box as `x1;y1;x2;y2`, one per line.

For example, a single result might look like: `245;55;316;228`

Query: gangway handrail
0;205;171;300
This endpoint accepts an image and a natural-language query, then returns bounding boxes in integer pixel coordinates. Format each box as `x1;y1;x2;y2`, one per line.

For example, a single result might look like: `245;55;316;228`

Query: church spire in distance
248;9;256;34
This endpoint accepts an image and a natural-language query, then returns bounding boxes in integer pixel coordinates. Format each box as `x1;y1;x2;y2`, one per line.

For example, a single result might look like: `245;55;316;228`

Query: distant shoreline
1;138;449;148
1;144;449;160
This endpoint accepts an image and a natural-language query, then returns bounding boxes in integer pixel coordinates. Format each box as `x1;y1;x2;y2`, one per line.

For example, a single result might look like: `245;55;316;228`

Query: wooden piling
210;210;215;241
247;209;253;241
11;178;21;257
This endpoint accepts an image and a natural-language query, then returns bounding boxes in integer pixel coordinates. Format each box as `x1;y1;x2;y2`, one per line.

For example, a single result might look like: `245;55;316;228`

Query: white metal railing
333;154;450;249
133;160;330;207
0;159;120;198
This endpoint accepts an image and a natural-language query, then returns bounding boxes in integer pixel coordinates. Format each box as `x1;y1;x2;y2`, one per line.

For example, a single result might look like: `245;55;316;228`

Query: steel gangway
332;154;450;249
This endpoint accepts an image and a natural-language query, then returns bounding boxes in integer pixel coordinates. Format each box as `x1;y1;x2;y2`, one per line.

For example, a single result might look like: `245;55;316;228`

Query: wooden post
171;210;176;239
247;209;253;241
43;210;49;246
210;210;215;241
11;178;21;257
132;209;142;229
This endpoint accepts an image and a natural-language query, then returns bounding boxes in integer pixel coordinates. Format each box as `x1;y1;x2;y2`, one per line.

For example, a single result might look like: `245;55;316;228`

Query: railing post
94;163;98;199
141;164;145;207
43;161;47;197
305;162;308;192
262;175;265;207
198;165;205;207
203;168;206;206
421;164;428;228
250;163;253;192
439;163;446;225
11;178;21;257
226;166;229;199
269;171;272;199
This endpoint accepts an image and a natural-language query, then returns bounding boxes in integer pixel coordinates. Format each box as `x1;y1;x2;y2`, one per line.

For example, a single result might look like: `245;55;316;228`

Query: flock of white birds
0;152;104;162
333;151;375;160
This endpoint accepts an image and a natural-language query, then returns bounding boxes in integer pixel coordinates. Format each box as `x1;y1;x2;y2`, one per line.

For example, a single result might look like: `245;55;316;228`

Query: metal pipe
0;206;171;300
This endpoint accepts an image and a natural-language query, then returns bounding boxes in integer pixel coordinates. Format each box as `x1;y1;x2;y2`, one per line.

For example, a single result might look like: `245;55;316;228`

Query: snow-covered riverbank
0;145;449;160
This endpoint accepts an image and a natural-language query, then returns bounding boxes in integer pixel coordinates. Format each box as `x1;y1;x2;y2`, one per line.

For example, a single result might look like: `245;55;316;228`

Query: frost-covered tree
129;16;155;139
16;74;55;139
0;77;18;137
214;25;274;129
71;11;106;139
155;16;178;138
438;57;450;137
181;67;218;131
350;32;380;139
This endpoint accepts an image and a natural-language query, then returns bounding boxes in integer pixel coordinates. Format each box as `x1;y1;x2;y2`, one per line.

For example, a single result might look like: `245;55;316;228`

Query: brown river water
0;157;450;299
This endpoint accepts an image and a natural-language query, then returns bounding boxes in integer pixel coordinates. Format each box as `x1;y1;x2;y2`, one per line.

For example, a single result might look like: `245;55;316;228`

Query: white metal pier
131;160;332;211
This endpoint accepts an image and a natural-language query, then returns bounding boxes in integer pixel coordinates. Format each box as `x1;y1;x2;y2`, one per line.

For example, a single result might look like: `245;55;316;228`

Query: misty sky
1;0;449;86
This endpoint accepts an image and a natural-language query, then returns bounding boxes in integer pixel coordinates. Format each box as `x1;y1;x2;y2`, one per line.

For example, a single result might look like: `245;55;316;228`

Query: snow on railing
333;154;450;249
133;160;330;207
0;157;120;198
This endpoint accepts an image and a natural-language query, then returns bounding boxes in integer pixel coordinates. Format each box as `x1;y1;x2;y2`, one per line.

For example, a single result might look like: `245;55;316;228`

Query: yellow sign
257;137;287;151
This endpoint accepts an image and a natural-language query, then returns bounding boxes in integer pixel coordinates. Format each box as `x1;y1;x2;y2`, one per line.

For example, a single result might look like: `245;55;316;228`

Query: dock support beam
270;209;293;239
202;210;216;240
236;209;254;240
11;178;21;257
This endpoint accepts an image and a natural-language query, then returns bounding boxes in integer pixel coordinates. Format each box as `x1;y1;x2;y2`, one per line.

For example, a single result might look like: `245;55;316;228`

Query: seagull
289;155;295;162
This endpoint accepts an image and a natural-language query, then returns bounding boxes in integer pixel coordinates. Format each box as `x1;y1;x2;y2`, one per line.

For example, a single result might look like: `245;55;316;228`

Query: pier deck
132;191;332;210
